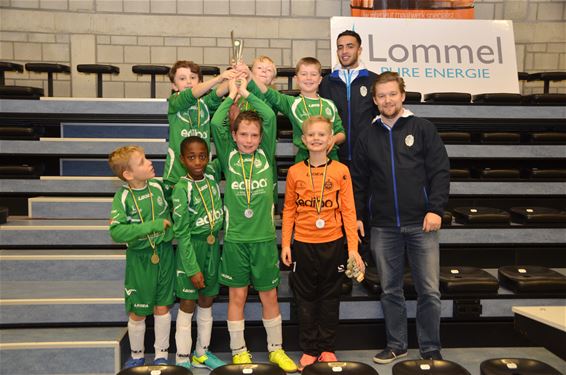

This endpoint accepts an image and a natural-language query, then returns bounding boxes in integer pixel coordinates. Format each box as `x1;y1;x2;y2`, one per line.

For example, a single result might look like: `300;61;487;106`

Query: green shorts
125;241;175;316
176;235;221;300
219;239;280;291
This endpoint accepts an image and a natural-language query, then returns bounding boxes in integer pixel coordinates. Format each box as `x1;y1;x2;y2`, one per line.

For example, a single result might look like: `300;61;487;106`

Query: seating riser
0;259;124;282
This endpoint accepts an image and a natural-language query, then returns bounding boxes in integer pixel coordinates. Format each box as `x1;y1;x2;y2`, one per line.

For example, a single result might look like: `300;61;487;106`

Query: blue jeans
371;225;441;354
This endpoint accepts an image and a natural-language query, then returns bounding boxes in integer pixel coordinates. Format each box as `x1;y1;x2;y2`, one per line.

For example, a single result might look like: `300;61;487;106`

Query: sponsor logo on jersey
182;288;195;293
137;193;150;201
125;288;137;296
221;273;233;280
134;303;149;308
296;196;334;208
230;178;268;191
176;270;186;277
181;128;208;139
195;208;224;227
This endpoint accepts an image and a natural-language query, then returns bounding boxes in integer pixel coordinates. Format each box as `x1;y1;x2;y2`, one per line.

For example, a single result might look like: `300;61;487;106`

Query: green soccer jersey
171;160;223;276
164;89;223;185
109;179;173;252
248;80;345;162
210;93;277;243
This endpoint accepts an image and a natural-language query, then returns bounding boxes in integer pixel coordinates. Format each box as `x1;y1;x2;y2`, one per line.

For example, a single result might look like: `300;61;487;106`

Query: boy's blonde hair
295;57;321;74
108;145;144;181
301;115;333;135
252;55;277;77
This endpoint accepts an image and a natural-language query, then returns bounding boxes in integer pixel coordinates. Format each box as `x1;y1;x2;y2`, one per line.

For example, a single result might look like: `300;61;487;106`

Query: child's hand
163;219;171;230
281;246;292;267
190;272;205;289
348;251;366;275
326;134;337;154
237;76;249;97
235;62;252;80
228;78;238;98
220;69;238;82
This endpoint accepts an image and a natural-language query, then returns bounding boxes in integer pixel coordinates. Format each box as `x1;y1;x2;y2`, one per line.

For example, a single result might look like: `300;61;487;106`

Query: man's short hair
301;115;333;135
169;60;202;83
233;110;263;136
337;30;362;46
372;71;406;95
108;145;144;181
295;57;321;74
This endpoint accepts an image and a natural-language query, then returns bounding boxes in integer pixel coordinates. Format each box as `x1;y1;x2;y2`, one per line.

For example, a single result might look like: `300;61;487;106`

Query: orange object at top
281;160;359;252
351;0;475;19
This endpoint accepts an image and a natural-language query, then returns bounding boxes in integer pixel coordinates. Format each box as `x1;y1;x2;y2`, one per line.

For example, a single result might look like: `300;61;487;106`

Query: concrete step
0;138;296;157
0;249;125;281
29;197;113;219
1;218;565;246
0;327;127;375
2;177;564;195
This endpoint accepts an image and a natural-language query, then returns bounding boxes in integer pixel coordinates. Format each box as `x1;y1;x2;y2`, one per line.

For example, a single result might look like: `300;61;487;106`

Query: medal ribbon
189;176;216;236
128;186;158;254
301;95;322;117
307;159;329;217
238;152;255;210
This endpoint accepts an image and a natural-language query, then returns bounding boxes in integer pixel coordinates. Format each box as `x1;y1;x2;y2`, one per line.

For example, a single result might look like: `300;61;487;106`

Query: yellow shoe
269;349;298;373
232;351;252;364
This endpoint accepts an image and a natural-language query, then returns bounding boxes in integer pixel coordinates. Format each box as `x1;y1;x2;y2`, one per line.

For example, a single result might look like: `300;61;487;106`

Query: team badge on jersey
157;196;163;207
405;134;415;147
360;86;368;97
325;107;332;117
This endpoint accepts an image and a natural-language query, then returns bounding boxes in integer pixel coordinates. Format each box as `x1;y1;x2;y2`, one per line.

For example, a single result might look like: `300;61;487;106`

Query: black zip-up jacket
351;111;450;227
319;67;377;163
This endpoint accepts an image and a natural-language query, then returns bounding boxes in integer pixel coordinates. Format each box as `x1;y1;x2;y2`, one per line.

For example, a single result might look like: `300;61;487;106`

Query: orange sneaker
318;352;337;362
298;353;317;371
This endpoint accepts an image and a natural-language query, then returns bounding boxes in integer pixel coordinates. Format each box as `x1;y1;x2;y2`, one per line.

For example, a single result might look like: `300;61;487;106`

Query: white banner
331;17;519;95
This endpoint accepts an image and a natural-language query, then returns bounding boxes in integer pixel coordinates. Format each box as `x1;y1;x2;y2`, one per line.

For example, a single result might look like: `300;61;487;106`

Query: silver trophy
230;30;244;66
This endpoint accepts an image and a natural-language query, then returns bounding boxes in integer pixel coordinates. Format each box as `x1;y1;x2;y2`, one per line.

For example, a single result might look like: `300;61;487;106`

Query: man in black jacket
351;72;450;364
319;30;377;167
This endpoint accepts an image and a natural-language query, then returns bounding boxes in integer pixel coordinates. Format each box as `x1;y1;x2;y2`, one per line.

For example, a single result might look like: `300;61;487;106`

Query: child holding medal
108;145;175;369
171;136;226;370
210;76;298;372
281;116;365;370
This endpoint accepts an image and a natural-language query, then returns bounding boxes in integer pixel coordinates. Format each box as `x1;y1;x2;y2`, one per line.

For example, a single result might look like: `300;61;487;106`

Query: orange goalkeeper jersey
282;159;359;252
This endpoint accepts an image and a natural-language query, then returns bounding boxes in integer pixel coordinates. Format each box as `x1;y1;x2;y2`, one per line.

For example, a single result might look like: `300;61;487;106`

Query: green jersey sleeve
207;158;222;182
171;183;200;276
203;89;223;113
168;88;197;114
210;96;234;170
109;189;166;244
246;93;276;161
264;87;293;117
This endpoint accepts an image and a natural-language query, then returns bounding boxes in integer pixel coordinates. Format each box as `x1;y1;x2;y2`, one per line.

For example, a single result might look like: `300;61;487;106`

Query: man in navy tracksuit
319;30;377;167
351;72;450;364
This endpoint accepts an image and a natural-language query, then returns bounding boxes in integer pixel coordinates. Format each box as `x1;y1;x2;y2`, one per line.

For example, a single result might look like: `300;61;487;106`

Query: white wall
0;0;564;97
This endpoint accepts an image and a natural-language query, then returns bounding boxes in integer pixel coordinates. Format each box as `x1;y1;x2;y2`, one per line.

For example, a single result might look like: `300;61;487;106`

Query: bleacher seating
25;63;70;97
0;96;565;373
76;64;120;97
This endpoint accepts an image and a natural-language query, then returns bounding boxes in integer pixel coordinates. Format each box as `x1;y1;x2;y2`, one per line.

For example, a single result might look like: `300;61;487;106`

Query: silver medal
244;208;254;219
315;218;325;229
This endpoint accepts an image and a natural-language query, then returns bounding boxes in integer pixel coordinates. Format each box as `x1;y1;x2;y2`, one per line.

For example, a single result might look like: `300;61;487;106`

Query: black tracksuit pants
291;237;346;356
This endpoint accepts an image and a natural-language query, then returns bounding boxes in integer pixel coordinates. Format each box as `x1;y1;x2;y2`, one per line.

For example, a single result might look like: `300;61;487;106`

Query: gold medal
207;234;216;245
151;253;160;264
128;186;160;265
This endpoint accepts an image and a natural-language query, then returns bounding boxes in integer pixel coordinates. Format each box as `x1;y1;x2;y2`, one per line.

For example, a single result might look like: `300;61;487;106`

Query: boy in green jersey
108;145;175;369
210;76;298;372
249;57;346;162
163;60;237;204
172;136;225;370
